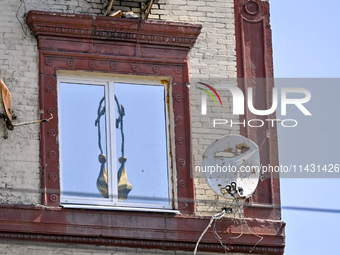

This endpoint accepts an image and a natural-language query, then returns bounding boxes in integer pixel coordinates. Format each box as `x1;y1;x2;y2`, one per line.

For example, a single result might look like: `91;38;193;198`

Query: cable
194;209;226;255
216;191;263;254
239;200;263;253
16;0;33;39
13;113;53;127
212;219;228;254
224;196;244;250
281;206;340;214
245;220;263;253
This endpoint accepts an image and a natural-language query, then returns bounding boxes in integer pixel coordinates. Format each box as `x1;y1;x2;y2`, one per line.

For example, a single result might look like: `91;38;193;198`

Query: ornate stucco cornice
26;11;202;48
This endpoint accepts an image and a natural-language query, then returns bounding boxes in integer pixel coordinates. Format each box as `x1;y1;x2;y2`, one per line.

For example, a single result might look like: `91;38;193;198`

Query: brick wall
150;0;239;215
0;0;110;205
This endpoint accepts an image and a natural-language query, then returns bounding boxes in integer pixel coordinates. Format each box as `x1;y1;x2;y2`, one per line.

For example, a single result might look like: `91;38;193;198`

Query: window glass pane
114;83;169;205
60;83;108;199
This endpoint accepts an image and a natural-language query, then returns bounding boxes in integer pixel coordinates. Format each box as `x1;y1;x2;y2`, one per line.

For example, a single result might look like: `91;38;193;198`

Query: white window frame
57;71;177;212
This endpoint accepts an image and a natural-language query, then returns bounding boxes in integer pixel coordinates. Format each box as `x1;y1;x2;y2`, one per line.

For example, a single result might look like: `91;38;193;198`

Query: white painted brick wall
149;0;239;215
0;0;110;206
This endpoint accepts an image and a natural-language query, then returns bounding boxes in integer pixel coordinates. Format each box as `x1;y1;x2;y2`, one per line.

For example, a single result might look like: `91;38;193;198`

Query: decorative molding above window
26;11;201;49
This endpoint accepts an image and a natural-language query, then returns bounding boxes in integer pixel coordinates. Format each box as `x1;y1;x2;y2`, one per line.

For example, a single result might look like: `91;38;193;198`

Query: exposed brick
132;7;142;13
112;6;131;12
150;9;169;15
147;14;160;20
121;1;140;7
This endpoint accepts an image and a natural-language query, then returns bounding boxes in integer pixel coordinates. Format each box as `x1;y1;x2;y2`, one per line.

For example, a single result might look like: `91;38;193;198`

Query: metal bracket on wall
0;113;53;139
0;78;14;138
222;207;233;214
0;113;17;139
143;0;154;19
104;0;115;16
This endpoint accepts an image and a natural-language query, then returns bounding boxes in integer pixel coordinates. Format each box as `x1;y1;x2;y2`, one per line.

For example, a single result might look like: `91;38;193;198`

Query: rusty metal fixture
0;79;53;139
109;10;122;18
104;0;115;16
0;79;14;130
0;78;52;138
144;0;154;20
223;207;233;214
0;78;52;135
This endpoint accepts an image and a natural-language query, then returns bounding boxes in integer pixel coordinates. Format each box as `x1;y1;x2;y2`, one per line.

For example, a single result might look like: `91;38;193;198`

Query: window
58;73;174;210
27;10;202;214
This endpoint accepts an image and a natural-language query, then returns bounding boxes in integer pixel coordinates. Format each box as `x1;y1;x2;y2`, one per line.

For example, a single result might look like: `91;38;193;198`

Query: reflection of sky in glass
115;83;169;205
60;83;107;198
60;81;170;206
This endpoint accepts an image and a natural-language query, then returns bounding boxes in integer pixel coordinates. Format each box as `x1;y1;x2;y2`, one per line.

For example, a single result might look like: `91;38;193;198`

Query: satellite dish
202;134;260;199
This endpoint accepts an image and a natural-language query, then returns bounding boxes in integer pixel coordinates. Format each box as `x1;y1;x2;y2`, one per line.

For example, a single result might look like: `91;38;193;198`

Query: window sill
61;204;180;214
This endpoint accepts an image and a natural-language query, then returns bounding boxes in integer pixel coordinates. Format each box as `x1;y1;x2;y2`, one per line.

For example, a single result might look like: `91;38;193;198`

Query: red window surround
0;7;284;255
28;10;201;213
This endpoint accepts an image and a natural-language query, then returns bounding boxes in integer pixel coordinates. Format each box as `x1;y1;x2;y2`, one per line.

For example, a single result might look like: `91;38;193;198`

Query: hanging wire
224;195;264;253
16;0;33;39
234;195;263;253
199;192;263;254
194;209;226;255
212;216;228;254
223;196;245;251
243;217;264;253
13;113;53;127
